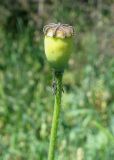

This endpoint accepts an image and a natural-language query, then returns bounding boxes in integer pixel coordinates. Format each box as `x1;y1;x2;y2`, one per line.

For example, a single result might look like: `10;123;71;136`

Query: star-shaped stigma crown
43;23;74;38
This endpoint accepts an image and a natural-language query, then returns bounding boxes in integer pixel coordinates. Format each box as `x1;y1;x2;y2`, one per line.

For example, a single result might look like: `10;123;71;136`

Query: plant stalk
48;71;63;160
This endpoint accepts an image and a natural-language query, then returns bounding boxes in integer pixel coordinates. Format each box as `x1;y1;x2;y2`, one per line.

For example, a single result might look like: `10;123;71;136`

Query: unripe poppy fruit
43;23;74;71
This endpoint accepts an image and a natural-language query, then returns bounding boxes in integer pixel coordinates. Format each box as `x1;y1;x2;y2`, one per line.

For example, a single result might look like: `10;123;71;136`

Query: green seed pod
43;23;74;71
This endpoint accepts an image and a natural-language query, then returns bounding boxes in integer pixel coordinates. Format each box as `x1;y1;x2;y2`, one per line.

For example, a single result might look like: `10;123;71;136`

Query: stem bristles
48;70;63;160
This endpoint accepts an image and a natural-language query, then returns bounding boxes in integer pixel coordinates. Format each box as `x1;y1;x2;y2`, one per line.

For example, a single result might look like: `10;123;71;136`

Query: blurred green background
0;0;114;159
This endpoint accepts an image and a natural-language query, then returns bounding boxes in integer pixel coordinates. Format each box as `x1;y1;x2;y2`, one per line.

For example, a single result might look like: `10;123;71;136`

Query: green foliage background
0;0;114;159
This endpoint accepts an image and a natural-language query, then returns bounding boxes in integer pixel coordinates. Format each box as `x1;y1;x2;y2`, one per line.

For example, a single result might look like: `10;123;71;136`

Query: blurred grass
0;1;114;160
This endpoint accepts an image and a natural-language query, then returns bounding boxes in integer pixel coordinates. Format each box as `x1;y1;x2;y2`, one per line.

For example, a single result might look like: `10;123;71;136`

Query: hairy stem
48;71;63;160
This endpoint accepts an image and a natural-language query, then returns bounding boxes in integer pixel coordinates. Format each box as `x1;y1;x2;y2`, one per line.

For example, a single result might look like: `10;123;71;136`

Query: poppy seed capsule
43;23;74;71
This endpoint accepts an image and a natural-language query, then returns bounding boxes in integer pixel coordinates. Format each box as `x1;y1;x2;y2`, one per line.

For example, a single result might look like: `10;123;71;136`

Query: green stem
48;71;63;160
